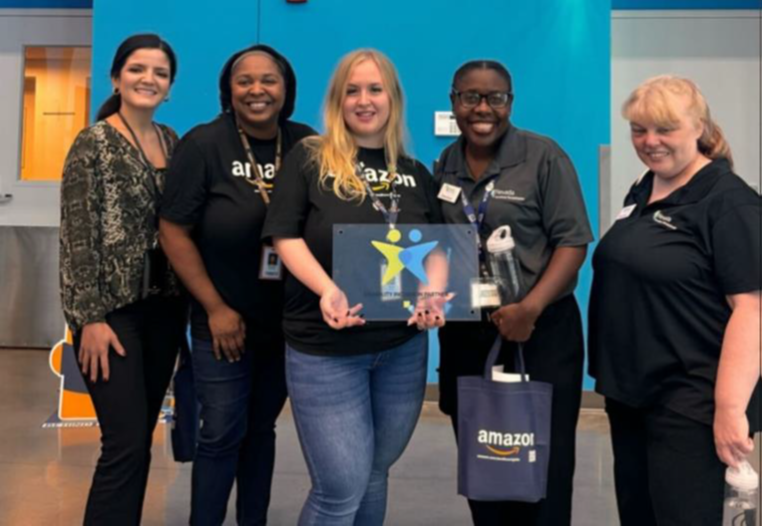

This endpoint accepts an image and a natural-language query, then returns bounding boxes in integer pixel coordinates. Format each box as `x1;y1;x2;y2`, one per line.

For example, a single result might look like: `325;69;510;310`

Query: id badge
437;183;462;204
470;278;501;309
380;262;402;302
492;365;530;383
616;204;637;221
259;245;283;281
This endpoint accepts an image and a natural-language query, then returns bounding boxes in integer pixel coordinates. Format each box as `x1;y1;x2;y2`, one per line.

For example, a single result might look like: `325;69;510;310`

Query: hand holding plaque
320;285;366;330
333;224;479;321
406;248;454;330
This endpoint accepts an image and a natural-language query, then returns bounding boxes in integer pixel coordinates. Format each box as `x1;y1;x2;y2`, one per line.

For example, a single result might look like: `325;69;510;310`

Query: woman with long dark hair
60;33;186;525
160;44;316;525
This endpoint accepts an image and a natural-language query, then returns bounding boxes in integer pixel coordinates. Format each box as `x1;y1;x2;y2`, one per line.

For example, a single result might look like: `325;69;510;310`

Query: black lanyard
237;123;282;207
117;112;169;247
117;112;169;171
355;163;400;230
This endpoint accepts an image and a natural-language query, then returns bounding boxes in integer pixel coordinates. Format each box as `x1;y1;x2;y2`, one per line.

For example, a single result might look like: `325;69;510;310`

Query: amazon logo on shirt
231;160;276;182
326;163;418;192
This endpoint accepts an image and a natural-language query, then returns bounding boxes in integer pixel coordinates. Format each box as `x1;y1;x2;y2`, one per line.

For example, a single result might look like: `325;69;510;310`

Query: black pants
439;295;584;526
74;296;187;526
605;399;726;526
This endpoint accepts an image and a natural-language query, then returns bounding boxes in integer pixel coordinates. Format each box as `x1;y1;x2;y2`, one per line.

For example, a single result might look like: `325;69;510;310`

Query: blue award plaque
332;224;480;321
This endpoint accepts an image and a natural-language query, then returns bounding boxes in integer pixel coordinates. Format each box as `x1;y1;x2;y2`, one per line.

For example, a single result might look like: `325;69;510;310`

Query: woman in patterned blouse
59;34;187;526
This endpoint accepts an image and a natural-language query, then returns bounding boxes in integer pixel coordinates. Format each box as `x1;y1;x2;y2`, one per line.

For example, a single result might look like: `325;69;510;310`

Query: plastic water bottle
486;225;524;305
723;460;758;526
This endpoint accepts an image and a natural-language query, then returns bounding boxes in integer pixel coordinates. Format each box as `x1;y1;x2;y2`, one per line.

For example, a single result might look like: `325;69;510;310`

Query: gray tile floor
0;349;755;526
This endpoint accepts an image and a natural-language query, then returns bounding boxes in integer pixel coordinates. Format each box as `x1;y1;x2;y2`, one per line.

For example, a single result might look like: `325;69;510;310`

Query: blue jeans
286;332;428;526
190;338;288;526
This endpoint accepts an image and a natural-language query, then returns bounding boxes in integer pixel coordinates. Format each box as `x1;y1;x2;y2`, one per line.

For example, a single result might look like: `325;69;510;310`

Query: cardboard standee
44;326;173;428
45;326;97;427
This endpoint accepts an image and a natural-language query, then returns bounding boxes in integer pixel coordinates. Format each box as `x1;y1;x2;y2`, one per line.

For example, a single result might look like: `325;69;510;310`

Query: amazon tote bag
457;337;553;502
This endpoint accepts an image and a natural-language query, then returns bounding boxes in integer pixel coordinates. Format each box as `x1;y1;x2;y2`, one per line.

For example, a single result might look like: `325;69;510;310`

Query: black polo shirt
435;124;593;298
161;113;317;349
261;142;443;356
589;158;761;428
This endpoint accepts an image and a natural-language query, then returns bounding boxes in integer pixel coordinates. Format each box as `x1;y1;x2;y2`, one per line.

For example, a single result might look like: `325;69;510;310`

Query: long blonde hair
305;49;408;202
622;75;733;168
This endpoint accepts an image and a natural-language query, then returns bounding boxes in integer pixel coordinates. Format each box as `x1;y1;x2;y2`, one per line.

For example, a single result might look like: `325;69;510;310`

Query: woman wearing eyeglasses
435;60;593;526
159;44;316;525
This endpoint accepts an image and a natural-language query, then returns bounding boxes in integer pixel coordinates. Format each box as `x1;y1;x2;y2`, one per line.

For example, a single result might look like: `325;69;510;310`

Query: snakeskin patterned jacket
60;120;180;332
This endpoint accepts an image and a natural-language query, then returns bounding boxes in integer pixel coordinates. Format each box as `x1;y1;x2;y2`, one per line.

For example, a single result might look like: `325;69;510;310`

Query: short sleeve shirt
588;158;762;427
436;124;593;298
160;113;317;348
261;142;443;356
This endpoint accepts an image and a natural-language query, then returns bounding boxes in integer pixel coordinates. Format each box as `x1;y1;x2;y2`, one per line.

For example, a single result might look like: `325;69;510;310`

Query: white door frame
0;9;92;227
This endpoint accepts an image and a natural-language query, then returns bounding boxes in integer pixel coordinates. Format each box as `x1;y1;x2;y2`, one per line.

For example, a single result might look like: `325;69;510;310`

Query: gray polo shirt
435;124;593;300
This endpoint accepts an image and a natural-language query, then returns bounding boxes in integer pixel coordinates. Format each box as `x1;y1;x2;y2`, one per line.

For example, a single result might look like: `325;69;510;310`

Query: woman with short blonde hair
589;75;761;525
622;74;733;165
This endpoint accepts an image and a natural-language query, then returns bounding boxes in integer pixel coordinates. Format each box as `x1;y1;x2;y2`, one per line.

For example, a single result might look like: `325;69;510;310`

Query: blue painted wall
0;0;91;7
93;0;609;387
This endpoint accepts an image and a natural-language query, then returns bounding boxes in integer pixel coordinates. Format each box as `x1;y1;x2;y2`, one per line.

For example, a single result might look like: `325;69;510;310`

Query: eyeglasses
451;89;512;109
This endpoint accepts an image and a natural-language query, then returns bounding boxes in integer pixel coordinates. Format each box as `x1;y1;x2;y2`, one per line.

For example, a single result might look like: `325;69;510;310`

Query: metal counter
0;226;64;348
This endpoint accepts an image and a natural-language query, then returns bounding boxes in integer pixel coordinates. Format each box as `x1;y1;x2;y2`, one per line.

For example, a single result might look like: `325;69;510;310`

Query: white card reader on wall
434;111;460;137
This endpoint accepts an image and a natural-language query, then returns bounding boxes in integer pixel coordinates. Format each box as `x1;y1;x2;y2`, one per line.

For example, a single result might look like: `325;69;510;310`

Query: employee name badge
470;278;501;309
380;262;402;302
259;245;283;281
616;204;637;221
437;183;462;204
492;365;530;383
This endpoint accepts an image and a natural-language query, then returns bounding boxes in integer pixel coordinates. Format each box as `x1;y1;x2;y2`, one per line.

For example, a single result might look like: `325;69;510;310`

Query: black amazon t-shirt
261;142;443;356
160;113;317;349
588;158;761;428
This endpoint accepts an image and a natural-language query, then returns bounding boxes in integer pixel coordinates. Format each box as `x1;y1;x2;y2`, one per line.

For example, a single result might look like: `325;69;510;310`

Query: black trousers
605;398;726;526
74;296;187;526
439;295;584;526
